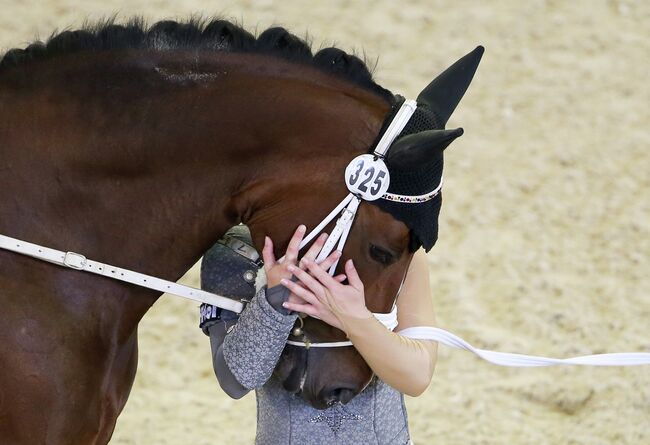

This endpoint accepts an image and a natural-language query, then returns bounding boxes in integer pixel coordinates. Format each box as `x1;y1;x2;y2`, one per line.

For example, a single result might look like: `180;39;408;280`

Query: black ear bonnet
368;98;444;252
366;46;484;252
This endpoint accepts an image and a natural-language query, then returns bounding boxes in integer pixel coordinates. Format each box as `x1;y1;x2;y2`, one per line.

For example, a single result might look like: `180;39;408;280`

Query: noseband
285;308;399;348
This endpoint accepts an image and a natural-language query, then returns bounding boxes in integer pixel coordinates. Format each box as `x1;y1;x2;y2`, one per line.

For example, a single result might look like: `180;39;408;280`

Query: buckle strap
0;233;244;313
63;251;87;270
218;235;263;267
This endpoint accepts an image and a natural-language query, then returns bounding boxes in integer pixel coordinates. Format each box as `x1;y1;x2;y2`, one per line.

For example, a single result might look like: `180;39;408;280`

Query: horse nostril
323;386;356;405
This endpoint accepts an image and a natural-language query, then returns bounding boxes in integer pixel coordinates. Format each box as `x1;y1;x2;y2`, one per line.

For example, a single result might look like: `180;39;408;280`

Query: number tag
344;154;391;201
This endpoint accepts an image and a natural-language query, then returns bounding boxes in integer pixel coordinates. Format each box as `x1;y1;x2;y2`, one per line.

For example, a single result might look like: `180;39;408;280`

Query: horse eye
369;244;396;265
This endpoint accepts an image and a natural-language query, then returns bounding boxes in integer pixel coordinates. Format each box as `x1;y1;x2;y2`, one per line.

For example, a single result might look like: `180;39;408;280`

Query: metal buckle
63;251;87;270
219;236;261;264
341;207;356;222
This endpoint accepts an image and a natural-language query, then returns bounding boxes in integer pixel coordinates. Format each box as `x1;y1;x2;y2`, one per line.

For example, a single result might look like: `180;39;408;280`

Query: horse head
0;20;483;442
245;46;484;409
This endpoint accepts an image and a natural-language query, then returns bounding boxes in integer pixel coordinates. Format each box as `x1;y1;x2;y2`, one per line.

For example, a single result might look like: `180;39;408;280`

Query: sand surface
1;1;648;443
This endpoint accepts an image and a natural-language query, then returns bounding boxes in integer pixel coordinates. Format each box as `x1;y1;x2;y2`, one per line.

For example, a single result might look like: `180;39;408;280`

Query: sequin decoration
381;177;444;204
308;403;363;435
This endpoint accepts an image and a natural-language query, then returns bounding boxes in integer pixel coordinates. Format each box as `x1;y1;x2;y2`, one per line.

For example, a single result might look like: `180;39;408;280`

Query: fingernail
282;302;289;308
287;265;295;272
348;259;354;266
264;236;269;244
298;224;306;232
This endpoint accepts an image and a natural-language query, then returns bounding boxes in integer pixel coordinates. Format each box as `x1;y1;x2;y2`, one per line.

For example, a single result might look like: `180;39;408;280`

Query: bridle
280;98;445;348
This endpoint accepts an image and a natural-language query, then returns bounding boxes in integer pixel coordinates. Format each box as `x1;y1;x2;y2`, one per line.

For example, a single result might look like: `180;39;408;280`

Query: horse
0;18;478;444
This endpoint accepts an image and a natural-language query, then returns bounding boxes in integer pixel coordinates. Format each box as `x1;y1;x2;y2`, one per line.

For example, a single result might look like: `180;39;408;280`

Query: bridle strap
383;176;444;203
0;233;245;313
373;99;418;157
314;196;360;274
285;339;353;348
297;194;356;252
286;304;398;348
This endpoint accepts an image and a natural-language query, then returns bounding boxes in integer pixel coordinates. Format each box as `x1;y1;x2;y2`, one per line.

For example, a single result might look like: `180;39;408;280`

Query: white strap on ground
398;326;650;367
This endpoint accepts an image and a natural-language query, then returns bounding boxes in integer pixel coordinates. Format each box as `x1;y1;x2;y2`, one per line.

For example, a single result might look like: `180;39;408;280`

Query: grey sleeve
207;285;296;397
208;320;249;399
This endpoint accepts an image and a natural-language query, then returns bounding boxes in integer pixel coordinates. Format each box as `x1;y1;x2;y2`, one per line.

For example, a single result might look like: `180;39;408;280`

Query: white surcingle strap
0;233;244;313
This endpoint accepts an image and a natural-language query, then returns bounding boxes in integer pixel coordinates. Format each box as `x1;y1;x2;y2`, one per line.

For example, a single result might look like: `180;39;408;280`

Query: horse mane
0;17;393;100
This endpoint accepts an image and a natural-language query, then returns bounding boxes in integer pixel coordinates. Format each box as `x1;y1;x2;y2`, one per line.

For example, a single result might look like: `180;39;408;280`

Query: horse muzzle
276;344;372;410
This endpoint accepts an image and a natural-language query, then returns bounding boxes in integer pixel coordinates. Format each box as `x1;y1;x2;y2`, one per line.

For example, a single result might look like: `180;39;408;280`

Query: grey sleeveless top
204;287;412;444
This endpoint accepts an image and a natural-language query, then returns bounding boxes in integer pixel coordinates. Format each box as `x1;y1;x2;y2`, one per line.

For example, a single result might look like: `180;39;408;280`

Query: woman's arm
212;284;297;395
201;286;296;398
340;250;438;396
207;317;248;398
282;250;438;396
203;226;343;398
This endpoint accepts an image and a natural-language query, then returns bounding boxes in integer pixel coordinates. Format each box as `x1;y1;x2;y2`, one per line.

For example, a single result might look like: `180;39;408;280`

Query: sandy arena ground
1;1;648;443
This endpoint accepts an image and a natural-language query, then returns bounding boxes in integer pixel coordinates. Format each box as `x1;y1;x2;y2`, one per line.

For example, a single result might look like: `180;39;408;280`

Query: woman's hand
262;224;306;289
281;258;371;333
262;225;345;290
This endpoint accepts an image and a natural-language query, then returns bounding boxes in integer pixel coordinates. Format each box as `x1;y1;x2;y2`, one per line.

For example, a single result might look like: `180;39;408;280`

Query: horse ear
417;46;484;128
387;128;463;168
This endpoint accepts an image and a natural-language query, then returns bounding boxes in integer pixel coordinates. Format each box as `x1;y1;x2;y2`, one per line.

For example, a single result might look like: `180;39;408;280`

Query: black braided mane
0;17;392;100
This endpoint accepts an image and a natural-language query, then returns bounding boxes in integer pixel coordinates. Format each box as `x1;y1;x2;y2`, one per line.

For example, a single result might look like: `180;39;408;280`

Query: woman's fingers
344;259;364;291
287;293;305;304
284;225;306;263
287;264;325;297
316;250;341;272
334;274;347;283
262;236;275;269
281;278;320;306
282;301;319;318
304;259;341;291
301;233;328;266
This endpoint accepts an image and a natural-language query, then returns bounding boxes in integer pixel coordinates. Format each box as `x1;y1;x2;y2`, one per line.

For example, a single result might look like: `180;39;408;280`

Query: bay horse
0;19;476;444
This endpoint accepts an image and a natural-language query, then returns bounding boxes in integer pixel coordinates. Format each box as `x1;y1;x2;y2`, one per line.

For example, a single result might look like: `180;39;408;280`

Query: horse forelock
0;16;393;102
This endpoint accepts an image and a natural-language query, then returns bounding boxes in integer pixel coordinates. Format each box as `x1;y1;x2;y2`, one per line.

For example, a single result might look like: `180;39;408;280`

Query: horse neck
0;51;390;314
